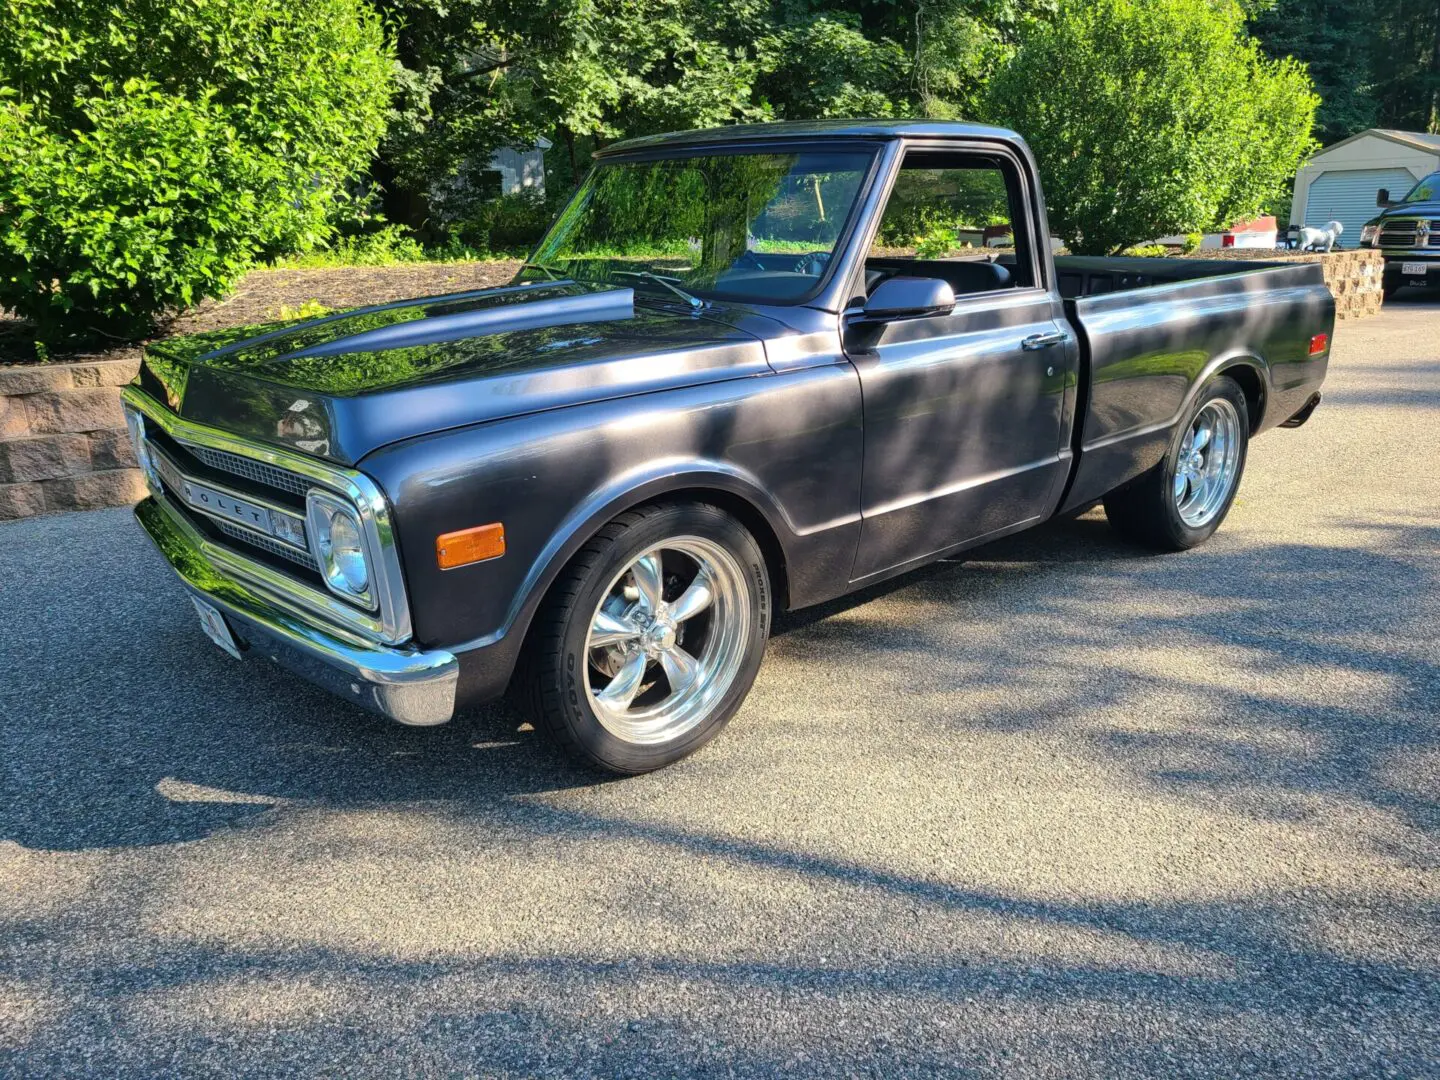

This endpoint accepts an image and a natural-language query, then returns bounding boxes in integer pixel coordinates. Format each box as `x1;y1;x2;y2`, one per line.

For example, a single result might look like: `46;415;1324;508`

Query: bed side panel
1061;264;1333;513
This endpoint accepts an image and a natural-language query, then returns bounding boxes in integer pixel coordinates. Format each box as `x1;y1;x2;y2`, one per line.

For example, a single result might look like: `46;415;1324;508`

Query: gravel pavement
2;297;1437;1078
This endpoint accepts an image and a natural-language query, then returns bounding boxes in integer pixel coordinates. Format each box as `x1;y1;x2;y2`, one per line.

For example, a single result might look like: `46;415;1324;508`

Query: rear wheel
1103;375;1249;551
517;503;770;774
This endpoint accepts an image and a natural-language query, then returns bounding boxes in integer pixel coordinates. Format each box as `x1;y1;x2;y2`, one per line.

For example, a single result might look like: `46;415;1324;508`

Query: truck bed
1052;257;1333;514
1049;255;1304;299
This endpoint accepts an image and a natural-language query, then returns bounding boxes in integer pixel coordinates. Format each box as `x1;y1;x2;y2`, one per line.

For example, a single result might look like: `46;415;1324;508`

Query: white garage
1293;129;1440;249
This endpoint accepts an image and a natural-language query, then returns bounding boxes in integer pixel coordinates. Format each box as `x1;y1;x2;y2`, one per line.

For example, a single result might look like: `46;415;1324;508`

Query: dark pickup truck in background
123;120;1334;773
1361;170;1440;296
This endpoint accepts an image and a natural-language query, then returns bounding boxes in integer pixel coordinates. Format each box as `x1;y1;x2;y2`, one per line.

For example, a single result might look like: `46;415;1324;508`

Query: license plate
191;596;242;660
177;475;274;534
1400;262;1428;276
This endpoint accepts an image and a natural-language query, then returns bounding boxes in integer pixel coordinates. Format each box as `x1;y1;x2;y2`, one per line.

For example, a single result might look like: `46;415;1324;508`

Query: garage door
1305;168;1419;249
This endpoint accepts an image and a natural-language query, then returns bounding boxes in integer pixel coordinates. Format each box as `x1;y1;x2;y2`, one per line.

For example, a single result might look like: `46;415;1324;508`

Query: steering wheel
793;250;830;276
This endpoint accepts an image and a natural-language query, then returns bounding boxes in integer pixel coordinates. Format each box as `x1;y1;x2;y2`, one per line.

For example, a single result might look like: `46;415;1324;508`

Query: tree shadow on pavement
2;504;1436;847
2;496;1437;1075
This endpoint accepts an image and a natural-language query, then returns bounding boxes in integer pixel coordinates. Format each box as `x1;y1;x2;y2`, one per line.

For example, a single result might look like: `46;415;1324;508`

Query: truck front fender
358;365;865;704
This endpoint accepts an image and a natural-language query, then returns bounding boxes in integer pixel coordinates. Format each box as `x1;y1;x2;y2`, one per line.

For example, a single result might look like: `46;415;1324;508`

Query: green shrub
1182;233;1204;254
318;226;427;267
1122;244;1170;258
455;191;558;255
0;0;394;343
986;0;1318;255
271;299;335;322
271;225;490;269
914;228;960;259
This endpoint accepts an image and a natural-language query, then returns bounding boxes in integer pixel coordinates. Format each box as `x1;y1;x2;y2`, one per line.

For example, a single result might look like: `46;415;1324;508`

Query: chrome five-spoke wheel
1102;374;1249;551
1173;397;1242;528
584;536;752;746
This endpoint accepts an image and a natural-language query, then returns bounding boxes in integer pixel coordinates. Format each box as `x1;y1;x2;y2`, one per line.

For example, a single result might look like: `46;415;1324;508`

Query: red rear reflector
436;523;505;569
1309;333;1329;356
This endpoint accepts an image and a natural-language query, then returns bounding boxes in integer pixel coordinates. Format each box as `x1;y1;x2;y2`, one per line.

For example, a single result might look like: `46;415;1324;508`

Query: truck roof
597;119;1023;158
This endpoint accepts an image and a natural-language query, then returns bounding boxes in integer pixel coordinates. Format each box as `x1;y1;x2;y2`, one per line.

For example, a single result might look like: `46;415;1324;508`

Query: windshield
1398;171;1439;203
523;149;875;305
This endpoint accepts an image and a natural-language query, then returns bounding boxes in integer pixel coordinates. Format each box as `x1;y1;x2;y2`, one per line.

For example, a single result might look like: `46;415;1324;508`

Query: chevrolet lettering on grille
151;449;304;549
179;477;273;534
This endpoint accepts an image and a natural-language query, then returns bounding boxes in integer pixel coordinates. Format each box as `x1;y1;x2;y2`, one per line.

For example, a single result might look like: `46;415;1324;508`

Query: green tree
0;0;394;342
367;0;1065;232
1248;0;1439;141
373;0;773;230
986;0;1318;254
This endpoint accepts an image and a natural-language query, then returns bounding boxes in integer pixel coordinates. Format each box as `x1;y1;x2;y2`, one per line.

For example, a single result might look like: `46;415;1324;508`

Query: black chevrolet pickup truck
124;120;1334;773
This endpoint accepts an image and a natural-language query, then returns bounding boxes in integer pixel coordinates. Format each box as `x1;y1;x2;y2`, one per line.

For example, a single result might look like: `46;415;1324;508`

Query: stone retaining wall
0;358;146;520
1179;248;1385;320
1305;249;1385;320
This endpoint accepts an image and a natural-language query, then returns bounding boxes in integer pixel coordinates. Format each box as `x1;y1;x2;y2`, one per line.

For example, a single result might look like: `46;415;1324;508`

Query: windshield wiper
519;261;562;281
613;270;704;311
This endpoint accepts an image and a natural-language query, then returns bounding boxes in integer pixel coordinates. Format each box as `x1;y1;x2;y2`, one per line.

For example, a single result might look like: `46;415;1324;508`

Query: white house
488;137;552;196
1292;129;1440;248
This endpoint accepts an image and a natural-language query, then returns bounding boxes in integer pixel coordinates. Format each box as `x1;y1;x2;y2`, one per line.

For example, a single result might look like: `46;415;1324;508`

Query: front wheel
1103;375;1249;551
517;503;771;774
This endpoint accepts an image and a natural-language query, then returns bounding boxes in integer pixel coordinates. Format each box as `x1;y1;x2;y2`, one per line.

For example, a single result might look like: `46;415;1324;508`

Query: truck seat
865;257;1012;297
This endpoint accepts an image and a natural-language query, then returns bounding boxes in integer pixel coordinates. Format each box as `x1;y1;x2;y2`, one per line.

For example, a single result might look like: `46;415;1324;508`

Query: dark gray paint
131;121;1335;713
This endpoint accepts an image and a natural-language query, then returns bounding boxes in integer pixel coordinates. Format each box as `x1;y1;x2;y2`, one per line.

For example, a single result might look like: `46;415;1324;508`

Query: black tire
516;502;771;774
1103;375;1250;552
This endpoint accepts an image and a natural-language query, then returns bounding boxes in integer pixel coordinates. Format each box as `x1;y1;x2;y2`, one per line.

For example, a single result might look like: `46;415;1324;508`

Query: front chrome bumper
134;495;459;726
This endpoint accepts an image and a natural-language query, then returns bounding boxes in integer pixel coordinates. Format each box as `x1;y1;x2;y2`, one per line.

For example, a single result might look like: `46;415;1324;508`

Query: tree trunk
561;127;580;190
1430;13;1440;133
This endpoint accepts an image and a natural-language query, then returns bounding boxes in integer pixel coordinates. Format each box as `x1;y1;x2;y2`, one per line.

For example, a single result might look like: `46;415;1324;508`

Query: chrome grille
215;519;320;571
1378;221;1417;248
1377;219;1439;249
185;444;312;497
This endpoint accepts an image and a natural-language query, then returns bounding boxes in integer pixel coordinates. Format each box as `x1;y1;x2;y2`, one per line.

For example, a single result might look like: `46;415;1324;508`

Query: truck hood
137;281;771;465
1369;201;1440;225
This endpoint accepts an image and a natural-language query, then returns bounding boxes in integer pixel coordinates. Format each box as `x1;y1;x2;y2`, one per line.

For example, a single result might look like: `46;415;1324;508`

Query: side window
868;152;1034;296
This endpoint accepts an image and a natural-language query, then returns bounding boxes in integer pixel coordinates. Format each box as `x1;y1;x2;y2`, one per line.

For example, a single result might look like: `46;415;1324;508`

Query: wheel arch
1216;359;1266;434
492;463;796;671
1202;353;1268;434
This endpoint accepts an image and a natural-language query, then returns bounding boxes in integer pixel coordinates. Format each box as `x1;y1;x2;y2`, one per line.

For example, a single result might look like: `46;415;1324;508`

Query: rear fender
1190;352;1270;434
1059;351;1270;514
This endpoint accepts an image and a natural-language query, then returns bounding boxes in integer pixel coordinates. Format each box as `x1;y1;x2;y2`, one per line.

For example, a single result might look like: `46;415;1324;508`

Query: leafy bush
1122;244;1170;258
1182;233;1204;254
914;228;960;259
270;300;336;322
986;0;1318;255
271;225;491;268
455;191;559;255
305;226;426;267
0;0;393;343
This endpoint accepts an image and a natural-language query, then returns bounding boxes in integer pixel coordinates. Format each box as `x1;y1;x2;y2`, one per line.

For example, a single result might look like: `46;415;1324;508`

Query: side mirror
862;276;955;320
1377;188;1392;207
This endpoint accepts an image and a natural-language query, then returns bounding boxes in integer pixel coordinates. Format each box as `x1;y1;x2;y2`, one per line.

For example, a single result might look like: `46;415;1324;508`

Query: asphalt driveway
2;296;1437;1078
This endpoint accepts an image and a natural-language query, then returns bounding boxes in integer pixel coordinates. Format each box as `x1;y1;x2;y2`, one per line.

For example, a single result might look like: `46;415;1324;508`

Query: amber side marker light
436;523;505;569
1309;332;1329;356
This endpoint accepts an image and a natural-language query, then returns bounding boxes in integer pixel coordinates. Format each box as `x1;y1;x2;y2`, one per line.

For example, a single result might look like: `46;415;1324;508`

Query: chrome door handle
1022;330;1069;351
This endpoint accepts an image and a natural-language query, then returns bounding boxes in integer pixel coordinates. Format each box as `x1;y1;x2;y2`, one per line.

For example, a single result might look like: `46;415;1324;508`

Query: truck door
844;147;1078;581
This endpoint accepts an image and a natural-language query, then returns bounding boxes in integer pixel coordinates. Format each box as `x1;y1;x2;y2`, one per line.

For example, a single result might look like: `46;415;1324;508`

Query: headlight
124;407;162;493
306;491;374;605
1360;224;1379;247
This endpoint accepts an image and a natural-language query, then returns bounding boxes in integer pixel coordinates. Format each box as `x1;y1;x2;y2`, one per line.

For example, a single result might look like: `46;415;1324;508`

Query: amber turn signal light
1309;332;1329;356
436;523;505;569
